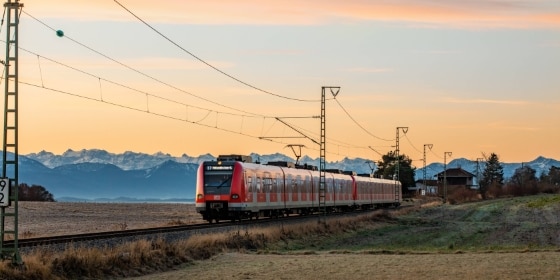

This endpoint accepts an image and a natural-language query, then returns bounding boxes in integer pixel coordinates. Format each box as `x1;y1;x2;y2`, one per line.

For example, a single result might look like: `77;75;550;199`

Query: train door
301;175;310;204
275;176;283;207
285;174;293;204
263;176;272;205
256;176;266;203
344;179;351;202
336;178;343;205
311;174;319;207
245;173;254;204
270;175;278;203
291;176;299;203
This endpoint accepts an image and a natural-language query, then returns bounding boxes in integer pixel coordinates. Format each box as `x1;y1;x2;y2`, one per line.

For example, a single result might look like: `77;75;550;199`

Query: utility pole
443;152;452;203
394;127;408;182
365;160;375;177
319;86;339;220
1;0;23;265
423;144;433;194
476;157;484;188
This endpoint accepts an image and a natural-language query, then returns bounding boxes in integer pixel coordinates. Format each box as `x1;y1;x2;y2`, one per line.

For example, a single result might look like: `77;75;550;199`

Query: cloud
237;49;306;56
411;50;462;55
539;40;560;48
442;97;530;106
485;122;540;131
342;67;394;73
29;0;560;29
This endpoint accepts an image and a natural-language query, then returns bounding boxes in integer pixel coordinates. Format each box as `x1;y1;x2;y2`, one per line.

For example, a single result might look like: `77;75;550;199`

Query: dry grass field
16;201;202;238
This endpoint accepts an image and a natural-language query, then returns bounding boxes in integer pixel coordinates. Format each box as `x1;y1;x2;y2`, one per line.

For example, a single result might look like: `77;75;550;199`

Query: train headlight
197;194;203;200
231;194;239;199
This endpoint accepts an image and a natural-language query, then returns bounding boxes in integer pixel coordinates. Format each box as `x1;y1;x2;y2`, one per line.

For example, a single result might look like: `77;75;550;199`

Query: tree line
479;153;560;199
374;151;560;200
18;183;55;202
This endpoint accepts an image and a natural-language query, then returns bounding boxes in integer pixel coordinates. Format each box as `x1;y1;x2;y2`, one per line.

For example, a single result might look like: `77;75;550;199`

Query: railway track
3;222;215;248
3;207;400;249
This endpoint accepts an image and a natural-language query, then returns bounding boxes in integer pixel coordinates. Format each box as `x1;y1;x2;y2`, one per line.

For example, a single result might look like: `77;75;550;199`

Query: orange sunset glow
2;0;559;164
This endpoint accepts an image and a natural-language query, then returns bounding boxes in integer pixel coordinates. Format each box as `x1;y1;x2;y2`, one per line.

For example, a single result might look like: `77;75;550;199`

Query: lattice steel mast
319;86;339;218
1;0;23;265
423;144;433;193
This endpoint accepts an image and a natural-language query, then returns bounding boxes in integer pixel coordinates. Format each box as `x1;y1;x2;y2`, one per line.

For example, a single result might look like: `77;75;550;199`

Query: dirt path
132;251;560;280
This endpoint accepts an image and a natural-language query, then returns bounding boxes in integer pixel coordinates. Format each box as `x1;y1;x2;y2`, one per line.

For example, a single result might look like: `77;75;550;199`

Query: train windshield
203;165;234;195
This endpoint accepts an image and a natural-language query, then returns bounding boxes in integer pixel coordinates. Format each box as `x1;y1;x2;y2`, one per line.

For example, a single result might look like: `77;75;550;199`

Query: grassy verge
1;195;558;279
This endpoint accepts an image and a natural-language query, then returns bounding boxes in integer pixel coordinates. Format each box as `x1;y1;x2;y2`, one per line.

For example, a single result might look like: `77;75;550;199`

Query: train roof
217;154;253;163
212;154;370;176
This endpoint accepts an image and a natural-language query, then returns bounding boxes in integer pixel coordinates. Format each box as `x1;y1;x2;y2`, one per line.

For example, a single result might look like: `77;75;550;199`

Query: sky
2;0;559;166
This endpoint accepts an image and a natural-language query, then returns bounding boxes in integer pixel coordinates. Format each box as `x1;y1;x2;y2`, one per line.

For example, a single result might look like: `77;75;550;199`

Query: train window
296;176;303;193
264;177;272;193
204;169;233;195
276;177;282;193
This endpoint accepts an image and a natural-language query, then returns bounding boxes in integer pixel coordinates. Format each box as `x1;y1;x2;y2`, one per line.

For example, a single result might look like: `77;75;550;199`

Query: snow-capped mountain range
4;149;560;200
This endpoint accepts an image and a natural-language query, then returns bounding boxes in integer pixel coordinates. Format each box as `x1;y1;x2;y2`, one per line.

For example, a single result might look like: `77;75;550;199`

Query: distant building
413;179;439;195
434;167;476;196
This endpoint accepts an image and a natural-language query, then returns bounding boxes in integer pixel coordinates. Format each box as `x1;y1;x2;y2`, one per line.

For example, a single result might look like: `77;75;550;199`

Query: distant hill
17;157;198;200
1;149;558;200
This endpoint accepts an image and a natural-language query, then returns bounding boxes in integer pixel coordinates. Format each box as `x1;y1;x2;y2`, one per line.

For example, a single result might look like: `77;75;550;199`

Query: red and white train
195;155;401;223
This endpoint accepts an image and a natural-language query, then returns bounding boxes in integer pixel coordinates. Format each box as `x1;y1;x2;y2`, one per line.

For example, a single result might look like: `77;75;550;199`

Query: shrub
447;188;480;204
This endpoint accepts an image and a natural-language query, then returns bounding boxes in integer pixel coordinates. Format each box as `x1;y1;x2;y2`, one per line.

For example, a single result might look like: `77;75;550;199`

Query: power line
13;39;363;158
11;42;278;120
281;118;380;151
332;97;393;142
20;80;273;139
430;148;444;160
19;10;387;161
113;0;324;103
19;80;360;160
21;10;269;118
402;132;423;154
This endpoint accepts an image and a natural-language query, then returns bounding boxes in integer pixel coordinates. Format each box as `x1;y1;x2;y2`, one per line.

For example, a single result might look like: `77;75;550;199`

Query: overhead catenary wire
430;148;445;160
17;9;413;161
21;10;267;118
113;0;327;103
11;42;267;119
18;79;360;159
403;132;423;154
332;97;393;142
19;79;270;134
18;40;376;159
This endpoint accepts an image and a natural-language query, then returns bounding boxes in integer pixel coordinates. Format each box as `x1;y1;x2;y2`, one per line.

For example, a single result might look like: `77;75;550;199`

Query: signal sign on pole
0;179;9;207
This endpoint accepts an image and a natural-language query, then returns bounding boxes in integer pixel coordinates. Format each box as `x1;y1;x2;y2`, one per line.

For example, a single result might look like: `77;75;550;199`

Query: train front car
195;155;248;223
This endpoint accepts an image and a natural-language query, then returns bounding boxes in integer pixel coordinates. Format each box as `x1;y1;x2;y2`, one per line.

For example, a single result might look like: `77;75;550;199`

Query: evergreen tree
374;151;416;195
479;153;504;199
